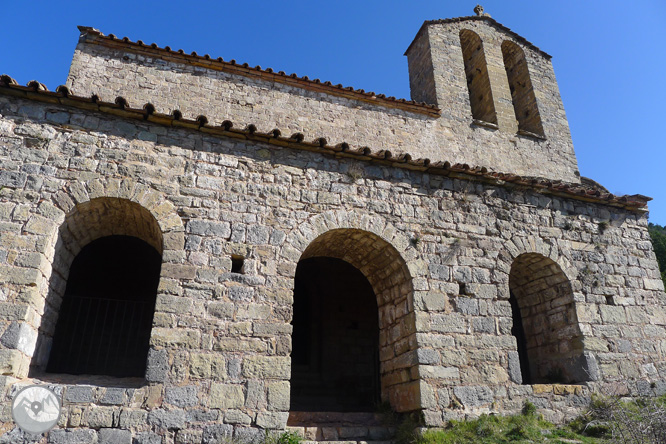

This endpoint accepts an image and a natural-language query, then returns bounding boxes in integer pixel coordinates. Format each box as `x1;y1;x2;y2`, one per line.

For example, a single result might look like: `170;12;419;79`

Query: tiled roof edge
0;75;649;212
404;16;552;59
76;26;441;118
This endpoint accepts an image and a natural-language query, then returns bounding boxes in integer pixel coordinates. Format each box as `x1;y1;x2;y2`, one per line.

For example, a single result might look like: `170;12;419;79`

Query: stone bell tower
405;6;579;180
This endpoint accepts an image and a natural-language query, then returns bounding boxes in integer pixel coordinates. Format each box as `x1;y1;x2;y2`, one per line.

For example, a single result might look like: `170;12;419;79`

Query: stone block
388;380;422;412
0;171;27;188
599;305;627;324
83;407;115;428
267;381;290;411
453;386;493;408
233;427;265;444
48;429;97;444
187;409;219;423
0;321;36;355
245;380;265;409
161;263;197;280
133;432;162;444
429;263;450;281
150;328;201;348
532;384;553;394
454;297;478;315
209;383;244;409
224;409;253;424
228;286;255;302
507;351;523;384
208;301;235;319
420;292;446;311
419;365;460;380
242;356;290;379
214;338;266;353
118;409;147;428
188;220;231;238
155;294;193;314
98;429;131;444
145;348;168;382
472;317;495;333
202;424;233;444
464;283;497;299
256;411;289;429
190;352;226;379
175;430;203;444
147;408;186;430
64;386;94;404
165;385;198;407
416;348;440;365
100;388;126;405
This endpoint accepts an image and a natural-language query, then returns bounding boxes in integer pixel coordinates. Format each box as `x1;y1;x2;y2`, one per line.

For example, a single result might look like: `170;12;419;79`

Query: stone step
287;411;396;442
288;411;386;426
287;425;395;441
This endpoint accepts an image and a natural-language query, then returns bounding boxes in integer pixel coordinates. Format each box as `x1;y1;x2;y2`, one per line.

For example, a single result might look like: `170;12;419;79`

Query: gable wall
65;20;579;184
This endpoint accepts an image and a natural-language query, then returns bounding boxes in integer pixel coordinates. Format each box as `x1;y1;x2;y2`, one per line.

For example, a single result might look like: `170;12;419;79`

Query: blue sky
2;0;665;224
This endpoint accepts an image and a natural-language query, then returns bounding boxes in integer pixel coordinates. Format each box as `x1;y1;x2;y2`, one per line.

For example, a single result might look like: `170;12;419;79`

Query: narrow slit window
459;29;497;125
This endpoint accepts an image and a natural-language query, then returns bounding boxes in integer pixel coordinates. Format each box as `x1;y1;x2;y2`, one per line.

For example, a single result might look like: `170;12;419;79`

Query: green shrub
265;431;303;444
579;394;666;444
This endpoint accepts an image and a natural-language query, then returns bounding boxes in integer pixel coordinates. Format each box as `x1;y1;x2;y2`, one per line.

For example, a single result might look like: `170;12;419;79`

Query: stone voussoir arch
499;235;579;285
278;209;424;277
50;177;184;237
25;177;185;377
279;209;429;412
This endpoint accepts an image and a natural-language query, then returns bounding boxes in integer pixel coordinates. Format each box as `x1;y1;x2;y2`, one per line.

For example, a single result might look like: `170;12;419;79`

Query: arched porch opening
509;253;587;384
290;228;416;412
31;197;163;378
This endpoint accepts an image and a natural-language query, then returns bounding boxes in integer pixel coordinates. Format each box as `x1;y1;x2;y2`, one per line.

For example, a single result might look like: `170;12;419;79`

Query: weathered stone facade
0;9;664;444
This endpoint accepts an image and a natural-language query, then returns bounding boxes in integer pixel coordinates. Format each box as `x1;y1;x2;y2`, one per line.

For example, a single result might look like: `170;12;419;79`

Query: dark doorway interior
291;257;380;412
47;235;161;377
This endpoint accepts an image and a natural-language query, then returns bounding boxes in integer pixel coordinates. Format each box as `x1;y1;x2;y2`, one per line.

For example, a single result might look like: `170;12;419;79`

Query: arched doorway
509;253;587;384
289;228;416;413
31;197;163;378
47;235;161;377
291;257;379;411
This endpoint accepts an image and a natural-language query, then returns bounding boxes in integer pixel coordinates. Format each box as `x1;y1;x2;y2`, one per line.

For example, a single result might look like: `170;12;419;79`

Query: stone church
0;6;664;443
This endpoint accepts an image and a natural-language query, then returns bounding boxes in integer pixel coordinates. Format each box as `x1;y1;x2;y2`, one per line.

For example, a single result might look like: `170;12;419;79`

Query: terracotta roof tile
0;75;650;211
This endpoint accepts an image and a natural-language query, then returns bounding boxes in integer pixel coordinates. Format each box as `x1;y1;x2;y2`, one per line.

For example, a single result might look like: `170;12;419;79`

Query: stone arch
459;29;497;124
279;210;424;412
501;40;544;137
498;238;595;384
28;178;183;377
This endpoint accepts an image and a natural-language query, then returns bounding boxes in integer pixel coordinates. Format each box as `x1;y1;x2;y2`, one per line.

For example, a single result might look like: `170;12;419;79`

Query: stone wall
0;90;664;441
64;16;580;184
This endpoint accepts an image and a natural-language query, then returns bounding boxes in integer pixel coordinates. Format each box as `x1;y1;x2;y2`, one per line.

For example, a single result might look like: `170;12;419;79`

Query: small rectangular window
231;255;245;274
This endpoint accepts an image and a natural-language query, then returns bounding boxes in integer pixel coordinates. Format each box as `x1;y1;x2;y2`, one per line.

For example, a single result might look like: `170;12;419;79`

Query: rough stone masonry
0;7;664;444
